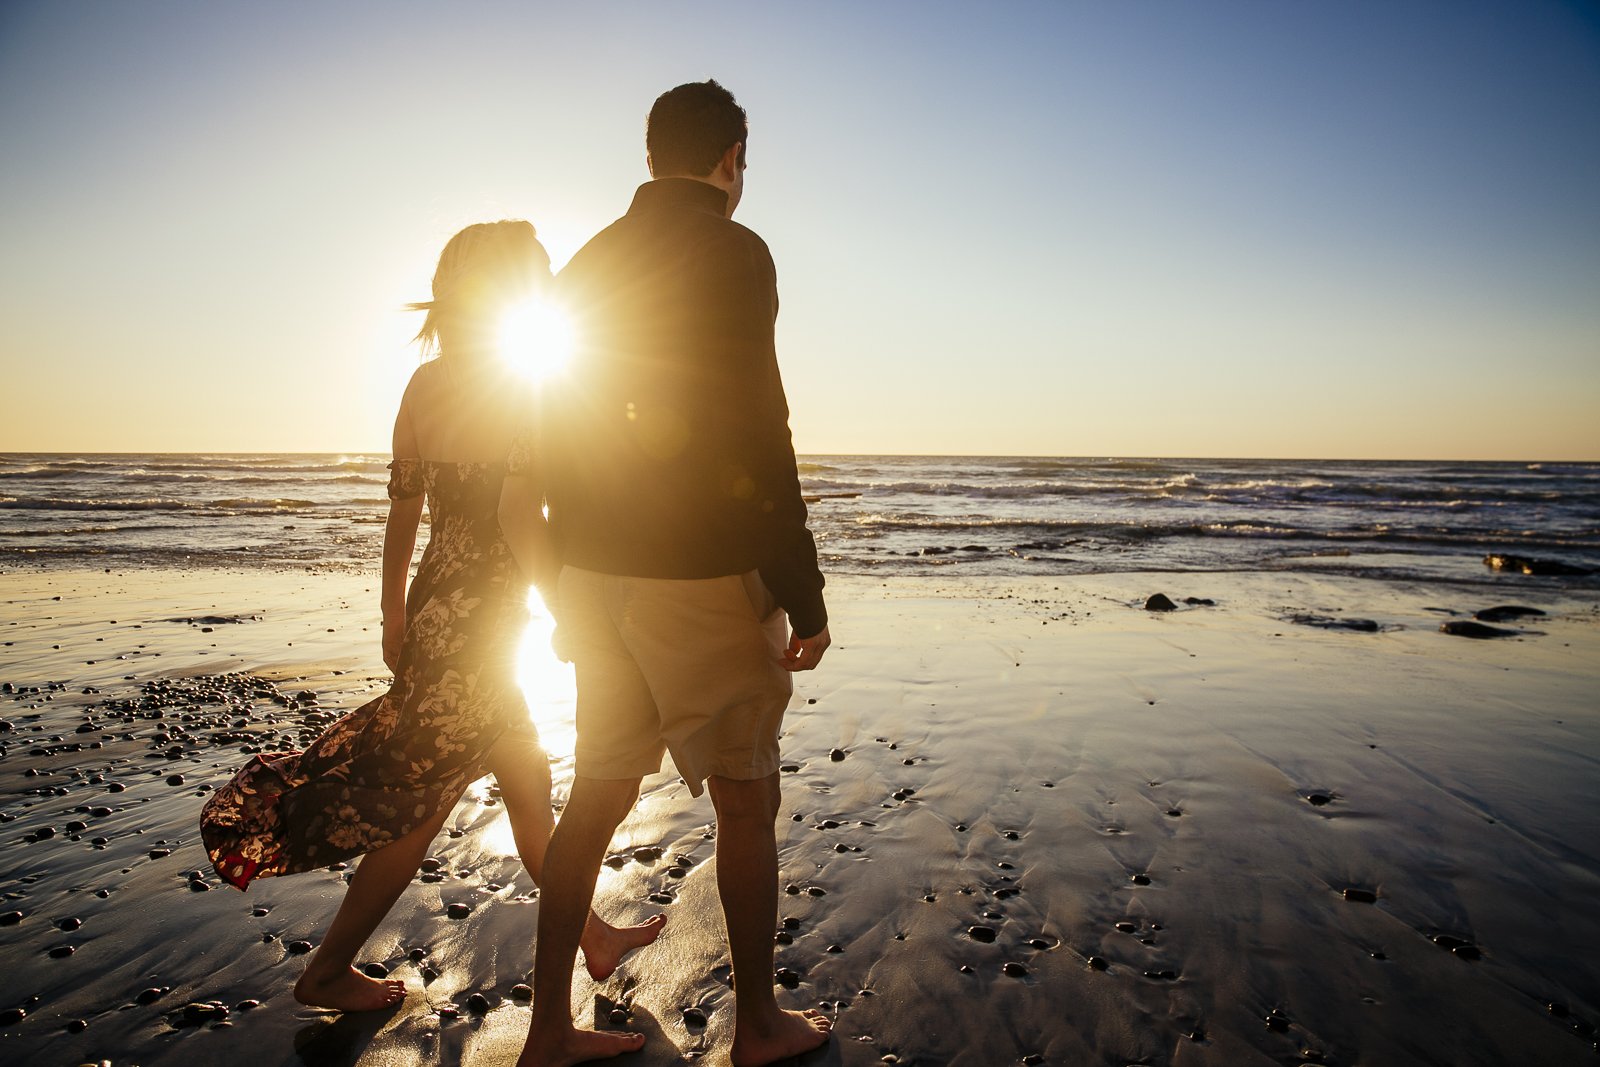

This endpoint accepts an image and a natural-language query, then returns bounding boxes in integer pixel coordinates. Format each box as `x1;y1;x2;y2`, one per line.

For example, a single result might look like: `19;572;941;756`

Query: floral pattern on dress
200;460;538;889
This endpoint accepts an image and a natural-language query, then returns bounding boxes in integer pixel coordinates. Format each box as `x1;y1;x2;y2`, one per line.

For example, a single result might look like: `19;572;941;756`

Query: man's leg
485;734;665;980
707;773;832;1067
516;773;645;1067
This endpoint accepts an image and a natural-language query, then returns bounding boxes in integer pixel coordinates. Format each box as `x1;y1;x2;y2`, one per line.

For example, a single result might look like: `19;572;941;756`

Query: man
503;80;832;1067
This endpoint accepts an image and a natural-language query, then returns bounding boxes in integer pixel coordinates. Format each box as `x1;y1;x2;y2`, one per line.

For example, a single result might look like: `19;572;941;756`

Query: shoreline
2;566;1597;1065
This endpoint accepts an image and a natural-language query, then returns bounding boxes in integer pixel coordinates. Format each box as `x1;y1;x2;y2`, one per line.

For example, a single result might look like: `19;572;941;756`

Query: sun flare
497;296;574;382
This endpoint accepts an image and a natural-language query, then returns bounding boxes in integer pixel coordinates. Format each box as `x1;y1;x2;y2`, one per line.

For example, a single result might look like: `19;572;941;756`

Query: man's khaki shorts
556;566;793;796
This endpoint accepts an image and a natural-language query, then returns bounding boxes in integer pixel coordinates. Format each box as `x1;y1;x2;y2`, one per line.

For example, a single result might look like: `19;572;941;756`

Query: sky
1;0;1597;460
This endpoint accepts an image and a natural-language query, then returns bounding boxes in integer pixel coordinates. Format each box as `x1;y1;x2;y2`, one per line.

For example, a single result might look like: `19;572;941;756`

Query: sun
497;295;574;382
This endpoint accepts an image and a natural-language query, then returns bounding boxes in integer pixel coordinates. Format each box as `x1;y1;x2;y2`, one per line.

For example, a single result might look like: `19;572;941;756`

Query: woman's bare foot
731;1007;832;1067
581;912;667;981
293;965;406;1012
515;1025;645;1067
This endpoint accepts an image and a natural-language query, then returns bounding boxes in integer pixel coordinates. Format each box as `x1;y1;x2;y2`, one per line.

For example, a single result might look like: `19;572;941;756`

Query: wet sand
2;565;1597;1066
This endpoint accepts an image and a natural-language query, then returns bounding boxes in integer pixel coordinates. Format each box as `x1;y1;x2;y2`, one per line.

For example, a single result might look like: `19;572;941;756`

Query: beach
3;564;1597;1066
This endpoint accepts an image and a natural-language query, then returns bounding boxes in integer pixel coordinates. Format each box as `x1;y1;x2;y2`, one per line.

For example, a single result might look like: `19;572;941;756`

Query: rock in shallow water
1440;620;1520;639
1144;593;1177;612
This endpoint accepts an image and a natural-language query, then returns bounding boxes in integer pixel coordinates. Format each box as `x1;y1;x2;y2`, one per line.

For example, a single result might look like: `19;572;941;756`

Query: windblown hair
408;220;549;357
646;79;748;178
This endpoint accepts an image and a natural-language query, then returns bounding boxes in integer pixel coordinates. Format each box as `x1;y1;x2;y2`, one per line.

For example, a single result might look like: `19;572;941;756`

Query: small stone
829;748;846;762
1265;1011;1290;1032
1088;956;1109;971
0;1007;25;1025
136;987;165;1005
1130;873;1151;886
65;1018;89;1032
362;963;388;978
0;911;23;926
58;917;82;931
287;940;313;954
775;968;801;988
420;965;439;982
608;1007;628;1025
1114;921;1137;933
510;984;532;1001
49;944;75;958
438;1005;459;1020
1306;793;1333;806
446;902;472;919
1144;593;1177;611
682;1006;708;1027
632;846;661;863
1342;887;1377;903
967;925;996;943
466;992;491;1014
166;774;185;786
234;999;261;1011
1002;962;1028;977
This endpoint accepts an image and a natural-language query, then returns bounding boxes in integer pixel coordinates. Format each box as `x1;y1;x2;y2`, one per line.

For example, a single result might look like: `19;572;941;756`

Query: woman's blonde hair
408;220;550;358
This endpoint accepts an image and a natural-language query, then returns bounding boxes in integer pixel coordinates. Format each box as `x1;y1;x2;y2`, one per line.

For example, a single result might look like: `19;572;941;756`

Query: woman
200;220;662;1012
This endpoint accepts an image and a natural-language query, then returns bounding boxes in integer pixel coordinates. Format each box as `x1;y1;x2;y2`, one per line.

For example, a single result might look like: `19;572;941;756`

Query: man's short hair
646;79;748;178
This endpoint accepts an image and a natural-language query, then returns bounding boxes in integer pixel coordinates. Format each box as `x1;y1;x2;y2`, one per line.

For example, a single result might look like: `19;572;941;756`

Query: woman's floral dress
201;457;537;889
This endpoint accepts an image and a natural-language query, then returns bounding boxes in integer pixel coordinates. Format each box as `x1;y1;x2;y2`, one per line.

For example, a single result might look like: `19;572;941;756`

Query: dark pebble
408;947;427;962
107;782;125;792
287;940;313;954
362;963;388;978
829;748;846;762
807;886;826;897
235;999;260;1011
49;945;75;958
1002;962;1028;977
780;763;800;773
136;987;165;1005
466;992;491;1014
166;775;185;786
1265;1011;1290;1032
510;983;532;1001
0;911;22;926
1;1007;25;1025
1088;956;1109;971
1130;873;1151;886
1343;887;1377;903
775;968;801;988
1027;937;1050;949
438;1005;459;1020
1441;620;1520;639
446;902;472;919
252;906;270;917
65;820;88;832
421;965;440;982
1144;593;1177;612
149;848;172;859
967;925;996;943
827;944;842;953
1143;969;1178;981
608;1007;628;1025
65;1018;88;1032
1305;793;1333;807
58;917;82;931
1114;921;1137;933
188;879;210;892
420;857;444;873
1002;830;1019;841
682;1006;708;1027
632;846;661;863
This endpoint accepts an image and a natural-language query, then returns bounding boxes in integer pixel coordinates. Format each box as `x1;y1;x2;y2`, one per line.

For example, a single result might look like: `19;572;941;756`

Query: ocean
2;453;1597;591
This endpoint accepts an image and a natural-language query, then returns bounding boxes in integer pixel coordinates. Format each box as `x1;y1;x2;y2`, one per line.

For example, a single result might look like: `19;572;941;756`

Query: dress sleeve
386;458;425;500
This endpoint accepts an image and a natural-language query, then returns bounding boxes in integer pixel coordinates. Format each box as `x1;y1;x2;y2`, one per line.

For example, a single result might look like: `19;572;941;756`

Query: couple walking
200;80;833;1066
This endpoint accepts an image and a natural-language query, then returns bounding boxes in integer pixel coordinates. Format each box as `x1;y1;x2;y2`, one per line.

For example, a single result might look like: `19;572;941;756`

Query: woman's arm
382;387;425;672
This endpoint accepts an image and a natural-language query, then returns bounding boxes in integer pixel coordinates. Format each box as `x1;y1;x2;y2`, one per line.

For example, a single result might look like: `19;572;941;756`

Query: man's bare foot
581;912;667;981
293;965;406;1011
514;1025;645;1067
731;1007;832;1067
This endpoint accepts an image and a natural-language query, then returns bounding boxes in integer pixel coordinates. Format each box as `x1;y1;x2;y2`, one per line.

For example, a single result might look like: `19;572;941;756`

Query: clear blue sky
1;0;1596;459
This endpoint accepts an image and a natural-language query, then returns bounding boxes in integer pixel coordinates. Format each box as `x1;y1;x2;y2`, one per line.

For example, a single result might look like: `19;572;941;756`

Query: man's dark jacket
545;177;827;638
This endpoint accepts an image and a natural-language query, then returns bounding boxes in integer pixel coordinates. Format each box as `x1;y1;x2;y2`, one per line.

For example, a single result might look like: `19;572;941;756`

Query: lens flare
497;296;574;382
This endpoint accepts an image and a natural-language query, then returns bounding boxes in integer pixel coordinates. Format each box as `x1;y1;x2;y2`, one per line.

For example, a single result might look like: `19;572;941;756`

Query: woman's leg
485;732;665;980
292;801;452;1011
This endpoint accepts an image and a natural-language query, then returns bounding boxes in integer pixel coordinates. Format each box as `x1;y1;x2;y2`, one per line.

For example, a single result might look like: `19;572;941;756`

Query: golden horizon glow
497;295;574;384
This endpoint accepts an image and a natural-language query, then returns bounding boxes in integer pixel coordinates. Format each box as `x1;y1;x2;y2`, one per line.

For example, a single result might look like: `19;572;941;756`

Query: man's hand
782;624;831;672
382;614;405;673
